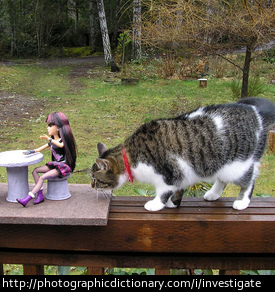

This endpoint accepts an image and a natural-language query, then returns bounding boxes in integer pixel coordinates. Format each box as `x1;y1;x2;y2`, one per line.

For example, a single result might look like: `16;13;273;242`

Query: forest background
0;0;274;97
0;0;143;59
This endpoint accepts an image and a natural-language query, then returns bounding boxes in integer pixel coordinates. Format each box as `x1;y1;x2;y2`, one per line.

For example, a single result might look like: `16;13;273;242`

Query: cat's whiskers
92;178;113;200
96;188;99;201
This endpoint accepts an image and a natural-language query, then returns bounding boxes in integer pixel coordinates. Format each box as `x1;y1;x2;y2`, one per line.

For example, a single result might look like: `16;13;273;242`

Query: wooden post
23;265;44;275
155;269;170;275
87;267;104;275
198;78;207;88
268;130;275;152
219;270;240;275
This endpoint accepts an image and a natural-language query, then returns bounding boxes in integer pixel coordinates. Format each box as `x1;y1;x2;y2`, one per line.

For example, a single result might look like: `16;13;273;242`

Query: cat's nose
91;179;96;188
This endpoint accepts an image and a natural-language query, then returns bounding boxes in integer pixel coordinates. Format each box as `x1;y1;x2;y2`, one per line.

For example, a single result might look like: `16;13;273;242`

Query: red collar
122;148;133;184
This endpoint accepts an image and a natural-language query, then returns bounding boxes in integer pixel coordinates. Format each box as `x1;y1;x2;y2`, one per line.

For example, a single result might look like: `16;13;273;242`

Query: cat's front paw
233;199;250;210
144;198;165;211
204;190;220;201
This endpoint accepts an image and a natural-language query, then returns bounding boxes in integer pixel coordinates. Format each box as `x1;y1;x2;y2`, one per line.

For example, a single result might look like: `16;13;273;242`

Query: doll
17;112;77;207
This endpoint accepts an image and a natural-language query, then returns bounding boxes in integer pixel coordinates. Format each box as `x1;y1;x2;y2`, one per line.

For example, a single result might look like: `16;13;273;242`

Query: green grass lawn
0;60;274;198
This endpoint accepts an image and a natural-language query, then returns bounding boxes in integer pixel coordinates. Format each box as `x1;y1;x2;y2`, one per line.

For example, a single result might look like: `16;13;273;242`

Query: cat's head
91;143;126;190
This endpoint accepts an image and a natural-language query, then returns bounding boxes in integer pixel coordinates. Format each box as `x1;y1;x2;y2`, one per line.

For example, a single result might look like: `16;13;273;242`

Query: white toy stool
46;174;71;200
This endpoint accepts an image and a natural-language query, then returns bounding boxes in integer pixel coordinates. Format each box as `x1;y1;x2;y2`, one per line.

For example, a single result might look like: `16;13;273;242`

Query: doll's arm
23;143;49;155
40;134;64;148
35;143;50;152
50;138;64;148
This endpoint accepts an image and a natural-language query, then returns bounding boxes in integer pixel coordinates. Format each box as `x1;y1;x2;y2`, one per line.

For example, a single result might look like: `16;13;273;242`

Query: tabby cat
91;97;275;211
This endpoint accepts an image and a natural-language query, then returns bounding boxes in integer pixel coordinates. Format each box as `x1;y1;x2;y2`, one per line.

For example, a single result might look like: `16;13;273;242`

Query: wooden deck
0;183;274;275
109;196;275;254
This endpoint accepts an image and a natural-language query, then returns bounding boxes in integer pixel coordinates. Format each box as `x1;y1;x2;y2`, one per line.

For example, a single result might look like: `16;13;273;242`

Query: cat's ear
97;142;108;157
96;158;111;171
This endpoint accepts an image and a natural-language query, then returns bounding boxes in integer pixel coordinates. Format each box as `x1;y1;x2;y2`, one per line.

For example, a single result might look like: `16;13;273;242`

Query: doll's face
47;123;59;136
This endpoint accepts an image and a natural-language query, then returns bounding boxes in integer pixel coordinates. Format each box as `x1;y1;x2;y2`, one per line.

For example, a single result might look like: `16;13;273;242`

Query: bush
262;48;275;64
231;75;266;99
63;47;93;58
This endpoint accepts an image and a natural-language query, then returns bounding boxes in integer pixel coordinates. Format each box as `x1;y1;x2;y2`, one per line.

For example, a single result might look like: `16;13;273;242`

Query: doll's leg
32;165;51;185
31;168;59;195
31;166;51;204
18;168;59;207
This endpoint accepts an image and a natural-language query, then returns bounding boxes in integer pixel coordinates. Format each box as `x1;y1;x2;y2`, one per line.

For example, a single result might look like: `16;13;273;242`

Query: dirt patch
0;56;106;122
2;56;105;68
66;66;93;94
0;92;46;124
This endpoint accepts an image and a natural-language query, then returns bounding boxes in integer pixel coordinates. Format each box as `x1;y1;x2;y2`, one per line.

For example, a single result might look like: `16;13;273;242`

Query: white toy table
0;150;44;202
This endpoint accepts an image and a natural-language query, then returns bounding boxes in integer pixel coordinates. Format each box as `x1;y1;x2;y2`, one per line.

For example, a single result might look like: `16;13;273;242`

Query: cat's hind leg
232;163;258;210
204;180;226;201
166;189;184;208
232;183;254;210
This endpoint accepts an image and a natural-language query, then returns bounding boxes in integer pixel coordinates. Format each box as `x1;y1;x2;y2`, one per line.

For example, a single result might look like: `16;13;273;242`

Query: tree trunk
10;25;15;56
35;0;42;57
133;0;141;60
96;0;112;66
6;0;17;56
89;0;96;53
68;0;77;30
241;45;252;98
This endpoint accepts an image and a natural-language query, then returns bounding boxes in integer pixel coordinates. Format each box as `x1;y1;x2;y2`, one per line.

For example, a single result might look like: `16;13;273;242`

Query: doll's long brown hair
46;112;77;172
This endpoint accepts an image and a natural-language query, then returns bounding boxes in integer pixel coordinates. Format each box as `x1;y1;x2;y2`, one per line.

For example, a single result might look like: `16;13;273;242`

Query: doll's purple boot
34;190;44;204
17;192;34;207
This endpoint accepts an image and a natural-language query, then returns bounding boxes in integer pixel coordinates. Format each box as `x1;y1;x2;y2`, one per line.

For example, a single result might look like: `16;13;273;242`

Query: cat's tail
238;97;275;128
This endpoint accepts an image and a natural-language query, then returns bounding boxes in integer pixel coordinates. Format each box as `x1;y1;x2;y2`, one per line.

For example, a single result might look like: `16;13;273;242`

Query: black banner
1;275;273;291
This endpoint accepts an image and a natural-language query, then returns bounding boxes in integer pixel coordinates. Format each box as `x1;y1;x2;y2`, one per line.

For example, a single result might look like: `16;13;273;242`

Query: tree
133;0;141;60
89;0;97;52
96;0;112;66
142;0;275;97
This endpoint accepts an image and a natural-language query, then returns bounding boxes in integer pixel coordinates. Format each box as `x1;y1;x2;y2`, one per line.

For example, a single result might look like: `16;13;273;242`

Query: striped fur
91;98;275;211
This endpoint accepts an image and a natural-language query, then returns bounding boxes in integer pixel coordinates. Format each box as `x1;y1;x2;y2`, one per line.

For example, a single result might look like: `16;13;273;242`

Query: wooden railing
0;183;274;275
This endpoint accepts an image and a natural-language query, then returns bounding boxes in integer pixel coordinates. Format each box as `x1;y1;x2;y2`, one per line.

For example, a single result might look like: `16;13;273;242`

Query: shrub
231;75;266;99
262;48;275;64
63;47;93;58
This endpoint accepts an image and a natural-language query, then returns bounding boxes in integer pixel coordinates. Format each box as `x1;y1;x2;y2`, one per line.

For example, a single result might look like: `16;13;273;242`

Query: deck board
0;183;111;226
0;184;275;272
0;184;274;254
